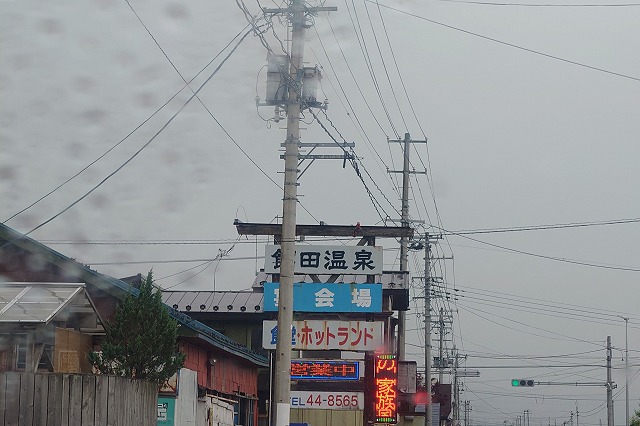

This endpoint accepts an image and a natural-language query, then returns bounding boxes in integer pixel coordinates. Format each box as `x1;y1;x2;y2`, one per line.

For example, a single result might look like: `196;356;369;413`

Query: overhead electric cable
345;0;400;137
360;0;408;130
458;304;604;346
310;30;401;195
371;1;640;82
2;29;255;243
437;0;640;6
447;217;640;235
1;25;252;225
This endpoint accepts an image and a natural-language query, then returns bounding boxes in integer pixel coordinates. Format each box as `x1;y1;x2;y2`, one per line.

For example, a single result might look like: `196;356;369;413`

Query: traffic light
511;379;534;387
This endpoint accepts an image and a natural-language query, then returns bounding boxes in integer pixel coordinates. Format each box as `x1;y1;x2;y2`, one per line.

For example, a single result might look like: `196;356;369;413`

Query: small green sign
157;397;176;426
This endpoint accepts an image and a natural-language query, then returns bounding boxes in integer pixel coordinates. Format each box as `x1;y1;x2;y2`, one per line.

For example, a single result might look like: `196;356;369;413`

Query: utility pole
463;401;471;426
389;133;426;361
263;3;335;426
438;308;445;383
606;336;614;426
453;346;460;426
424;234;434;426
619;316;629;426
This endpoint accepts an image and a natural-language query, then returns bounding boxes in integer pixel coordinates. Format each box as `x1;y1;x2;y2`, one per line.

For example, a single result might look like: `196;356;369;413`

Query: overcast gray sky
1;0;639;424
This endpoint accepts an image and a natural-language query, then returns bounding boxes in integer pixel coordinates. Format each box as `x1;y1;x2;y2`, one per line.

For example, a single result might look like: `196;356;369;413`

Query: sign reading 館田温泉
263;282;382;313
264;245;383;275
262;320;384;351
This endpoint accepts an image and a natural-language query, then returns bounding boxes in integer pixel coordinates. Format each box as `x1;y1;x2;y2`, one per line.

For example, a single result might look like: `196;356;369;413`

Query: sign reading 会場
264;245;383;275
262;320;384;351
263;282;382;313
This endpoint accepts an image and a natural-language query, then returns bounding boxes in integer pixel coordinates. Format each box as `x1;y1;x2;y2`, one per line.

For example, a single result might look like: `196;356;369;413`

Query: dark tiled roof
0;223;268;367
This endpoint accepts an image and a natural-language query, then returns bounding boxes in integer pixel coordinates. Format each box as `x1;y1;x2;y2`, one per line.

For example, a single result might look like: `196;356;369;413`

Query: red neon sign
290;360;360;380
374;354;398;423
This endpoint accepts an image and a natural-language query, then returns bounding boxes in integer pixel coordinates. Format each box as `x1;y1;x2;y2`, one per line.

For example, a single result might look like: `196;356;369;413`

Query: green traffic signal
511;379;534;387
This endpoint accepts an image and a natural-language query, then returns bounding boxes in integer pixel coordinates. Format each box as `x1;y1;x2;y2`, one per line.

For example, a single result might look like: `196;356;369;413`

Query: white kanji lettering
352;288;372;307
315;288;335;307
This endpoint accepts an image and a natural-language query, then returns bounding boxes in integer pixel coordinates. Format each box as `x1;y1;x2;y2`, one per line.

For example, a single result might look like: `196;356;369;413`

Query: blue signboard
263;282;382;313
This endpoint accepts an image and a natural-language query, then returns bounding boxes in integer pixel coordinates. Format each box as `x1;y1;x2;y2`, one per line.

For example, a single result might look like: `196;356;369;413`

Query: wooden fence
0;372;157;426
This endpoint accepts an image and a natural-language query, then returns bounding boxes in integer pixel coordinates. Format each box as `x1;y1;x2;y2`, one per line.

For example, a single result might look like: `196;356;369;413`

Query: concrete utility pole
606;336;614;426
438;308;445;383
424;235;433;426
264;3;335;426
453;346;459;426
619;316;629;426
389;133;426;361
463;401;471;426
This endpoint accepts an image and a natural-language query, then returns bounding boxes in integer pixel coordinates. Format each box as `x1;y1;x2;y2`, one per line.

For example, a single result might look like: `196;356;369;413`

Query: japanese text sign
374;354;398;424
291;360;361;381
290;391;364;410
264;245;383;275
263;282;382;313
262;320;384;351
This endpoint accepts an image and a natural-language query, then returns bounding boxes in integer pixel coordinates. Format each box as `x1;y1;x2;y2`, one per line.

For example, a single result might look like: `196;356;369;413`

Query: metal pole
273;2;304;426
398;132;411;362
424;235;433;426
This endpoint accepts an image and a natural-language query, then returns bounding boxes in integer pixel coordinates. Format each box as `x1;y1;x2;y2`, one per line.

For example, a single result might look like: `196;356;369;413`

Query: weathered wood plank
19;373;35;426
60;374;70;426
68;374;82;425
5;372;20;426
33;373;49;426
106;375;116;426
94;375;108;426
81;375;96;426
0;373;6;426
46;374;62;425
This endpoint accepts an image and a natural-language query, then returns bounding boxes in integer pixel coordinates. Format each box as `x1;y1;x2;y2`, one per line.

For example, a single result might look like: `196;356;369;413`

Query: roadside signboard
290;360;362;381
290;391;364;410
264;245;383;274
262;320;384;351
263;282;382;313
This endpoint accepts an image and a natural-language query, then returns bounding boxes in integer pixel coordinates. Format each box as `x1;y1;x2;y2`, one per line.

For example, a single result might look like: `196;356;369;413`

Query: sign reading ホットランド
264;245;383;274
263;282;382;313
262;320;384;351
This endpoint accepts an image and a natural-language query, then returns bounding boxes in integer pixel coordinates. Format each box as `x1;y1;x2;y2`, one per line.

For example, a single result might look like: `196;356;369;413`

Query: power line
1;29;255;244
446;217;640;235
370;1;640;83
437;0;640;6
1;25;253;225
